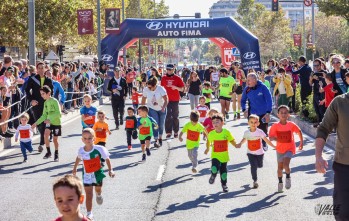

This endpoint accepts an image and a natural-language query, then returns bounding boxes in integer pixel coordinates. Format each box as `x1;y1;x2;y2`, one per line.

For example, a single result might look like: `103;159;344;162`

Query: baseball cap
166;64;174;70
7;66;14;72
114;67;121;71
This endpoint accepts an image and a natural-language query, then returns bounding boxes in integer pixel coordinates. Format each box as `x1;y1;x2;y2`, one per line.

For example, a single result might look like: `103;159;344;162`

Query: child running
137;105;158;161
32;86;62;162
15;113;33;163
236;114;275;189
131;87;142;110
205;113;238;192
72;128;115;221
125;107;138;150
195;96;210;124
80;94;98;129
52;174;89;221
179;111;207;173
203;108;219;135
202;82;213;109
269;105;303;192
92;111;112;147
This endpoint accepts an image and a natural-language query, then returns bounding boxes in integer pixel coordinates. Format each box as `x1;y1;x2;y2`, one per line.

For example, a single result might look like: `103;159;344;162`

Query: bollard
4;138;12;149
99;98;103;105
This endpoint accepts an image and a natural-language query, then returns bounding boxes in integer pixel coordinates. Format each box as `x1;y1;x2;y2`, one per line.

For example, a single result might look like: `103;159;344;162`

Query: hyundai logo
243;52;257;60
146;21;163;30
101;54;113;62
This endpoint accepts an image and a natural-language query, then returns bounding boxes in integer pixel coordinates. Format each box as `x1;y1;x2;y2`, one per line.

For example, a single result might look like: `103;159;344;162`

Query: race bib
96;129;107;138
187;130;200;141
199;110;207;118
277;131;292;143
140;126;150;135
19;129;30;139
84;115;95;125
126;119;135;129
83;156;102;173
248;139;261;151
213;140;228;152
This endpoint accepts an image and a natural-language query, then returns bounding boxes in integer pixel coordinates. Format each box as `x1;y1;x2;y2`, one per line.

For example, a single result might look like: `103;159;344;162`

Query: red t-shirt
203;117;214;133
126;71;136;83
53;216;89;221
269;121;301;154
323;83;335;107
161;75;185;102
132;92;142;104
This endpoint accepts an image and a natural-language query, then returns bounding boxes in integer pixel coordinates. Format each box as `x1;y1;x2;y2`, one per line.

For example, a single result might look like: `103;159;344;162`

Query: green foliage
295;86;317;123
317;0;349;23
203;43;220;61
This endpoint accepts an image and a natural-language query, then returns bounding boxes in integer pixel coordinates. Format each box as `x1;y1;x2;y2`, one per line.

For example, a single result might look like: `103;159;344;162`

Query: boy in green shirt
179;111;207;173
32;85;62;161
202;82;213;109
205;113;238;192
137;105;158;161
218;68;236;120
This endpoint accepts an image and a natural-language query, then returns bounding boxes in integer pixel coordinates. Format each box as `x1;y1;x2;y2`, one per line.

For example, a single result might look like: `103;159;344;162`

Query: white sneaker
96;194;103;205
285;178;291;189
278;182;283;192
86;212;94;220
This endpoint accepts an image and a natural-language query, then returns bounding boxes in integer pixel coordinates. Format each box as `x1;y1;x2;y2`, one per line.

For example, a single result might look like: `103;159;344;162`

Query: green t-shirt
202;88;213;103
40;77;45;87
36;97;62;126
138;116;157;140
219;76;236;98
263;80;270;89
181;122;205;149
208;128;235;163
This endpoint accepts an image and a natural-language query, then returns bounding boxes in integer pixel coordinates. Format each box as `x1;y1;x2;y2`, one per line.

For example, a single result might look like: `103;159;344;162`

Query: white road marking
156;165;166;181
0;149;15;157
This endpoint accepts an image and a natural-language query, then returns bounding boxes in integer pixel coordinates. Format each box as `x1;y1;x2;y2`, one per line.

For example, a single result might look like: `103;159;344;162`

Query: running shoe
86;212;94;220
54;152;59;162
166;133;171;139
142;153;146;161
146;148;151;156
278;182;283;192
253;181;259;189
225;112;229;119
154;141;160;148
96;194;103;205
174;133;179;138
192;168;197;173
237;112;241;119
38;145;43;153
285;178;291;189
128;145;132;150
43;152;52;159
222;184;229;193
209;174;216;184
159;139;163;146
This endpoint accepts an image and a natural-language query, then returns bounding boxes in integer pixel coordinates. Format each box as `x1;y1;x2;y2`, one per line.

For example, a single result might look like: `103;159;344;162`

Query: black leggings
211;158;228;185
127;83;133;97
247;153;264;182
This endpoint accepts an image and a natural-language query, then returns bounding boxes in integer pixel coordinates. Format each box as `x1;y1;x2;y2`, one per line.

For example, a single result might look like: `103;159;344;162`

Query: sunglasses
313;64;320;67
332;61;340;64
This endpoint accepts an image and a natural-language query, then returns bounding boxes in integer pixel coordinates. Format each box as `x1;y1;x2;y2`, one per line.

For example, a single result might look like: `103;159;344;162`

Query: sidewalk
272;109;336;149
0;97;110;152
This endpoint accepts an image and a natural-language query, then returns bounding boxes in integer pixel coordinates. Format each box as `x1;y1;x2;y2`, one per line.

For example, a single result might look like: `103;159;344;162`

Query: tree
203;43;220;61
237;0;265;30
317;0;349;23
201;41;210;56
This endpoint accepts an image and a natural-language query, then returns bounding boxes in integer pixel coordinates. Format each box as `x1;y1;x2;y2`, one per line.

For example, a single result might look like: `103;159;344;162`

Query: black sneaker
222;184;229;193
166;133;171;139
209;174;216;184
115;125;119;130
142;153;146;161
237;113;241;119
43;152;52;159
146;148;151;156
38;145;44;153
225;111;229;119
23;158;27;163
174;133;179;138
154;141;160;148
120;119;124;125
54;152;59;162
159;139;163;146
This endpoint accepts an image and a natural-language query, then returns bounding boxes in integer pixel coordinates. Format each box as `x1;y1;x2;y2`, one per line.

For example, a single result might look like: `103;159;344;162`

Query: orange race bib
84;115;95;125
187;130;200;141
19;129;30;139
213;140;228;152
126;119;135;129
199;110;207;118
248;139;261;151
140;126;150;135
277;131;292;143
95;129;107;138
83;156;102;173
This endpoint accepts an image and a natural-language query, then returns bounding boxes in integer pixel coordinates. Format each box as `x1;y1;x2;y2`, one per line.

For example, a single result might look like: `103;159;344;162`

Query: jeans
211;158;228;185
188;93;200;110
247;153;264;182
65;88;73;109
313;92;326;123
111;97;125;127
148;108;167;139
20;141;33;160
165;101;179;134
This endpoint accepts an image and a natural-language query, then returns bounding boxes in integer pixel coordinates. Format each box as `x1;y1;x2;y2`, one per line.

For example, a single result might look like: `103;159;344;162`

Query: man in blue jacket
241;73;273;149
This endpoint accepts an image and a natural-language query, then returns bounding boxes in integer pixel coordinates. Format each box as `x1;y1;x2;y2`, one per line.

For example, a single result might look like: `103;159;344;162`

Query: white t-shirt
15;124;33;143
211;72;220;82
195;105;210;123
243;128;266;155
4;76;12;97
278;80;286;94
143;85;167;111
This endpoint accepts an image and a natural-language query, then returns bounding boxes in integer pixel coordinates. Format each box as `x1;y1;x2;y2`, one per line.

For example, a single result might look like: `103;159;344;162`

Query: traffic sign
304;0;312;6
232;48;240;56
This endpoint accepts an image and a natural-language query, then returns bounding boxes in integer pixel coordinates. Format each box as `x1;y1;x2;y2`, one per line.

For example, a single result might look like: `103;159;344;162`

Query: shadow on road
226;192;286;218
156;185;254;216
62;133;82;138
143;174;193;193
176;158;211;169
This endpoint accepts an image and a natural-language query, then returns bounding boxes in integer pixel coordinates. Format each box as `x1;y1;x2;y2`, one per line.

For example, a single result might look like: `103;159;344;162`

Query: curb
272;109;336;149
0;97;110;152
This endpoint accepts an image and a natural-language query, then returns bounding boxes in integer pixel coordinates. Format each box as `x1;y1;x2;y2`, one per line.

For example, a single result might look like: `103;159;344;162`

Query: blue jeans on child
20;141;33;160
148;108;167;140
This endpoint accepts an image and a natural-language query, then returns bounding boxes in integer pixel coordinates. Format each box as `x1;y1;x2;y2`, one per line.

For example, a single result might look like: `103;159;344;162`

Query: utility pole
28;0;36;65
302;3;306;58
138;0;142;71
122;0;127;66
154;0;157;67
97;0;101;60
311;2;315;61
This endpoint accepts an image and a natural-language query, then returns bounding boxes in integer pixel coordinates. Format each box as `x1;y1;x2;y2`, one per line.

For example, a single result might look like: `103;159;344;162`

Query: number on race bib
276;131;292;143
213;140;228;152
187;130;200;141
247;139;261;151
125;119;135;129
140;126;150;135
96;129;107;138
19;129;30;139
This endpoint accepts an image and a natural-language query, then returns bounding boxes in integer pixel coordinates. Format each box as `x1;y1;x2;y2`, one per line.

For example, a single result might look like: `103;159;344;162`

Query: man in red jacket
161;64;185;138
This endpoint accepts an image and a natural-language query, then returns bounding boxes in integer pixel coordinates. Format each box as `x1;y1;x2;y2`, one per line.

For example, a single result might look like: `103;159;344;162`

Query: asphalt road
0;99;335;221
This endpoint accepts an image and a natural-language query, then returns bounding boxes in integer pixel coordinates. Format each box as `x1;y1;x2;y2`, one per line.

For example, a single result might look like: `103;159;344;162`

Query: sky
163;0;214;18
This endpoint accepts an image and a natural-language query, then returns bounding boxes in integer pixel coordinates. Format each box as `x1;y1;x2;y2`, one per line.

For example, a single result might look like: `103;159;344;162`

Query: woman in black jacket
330;55;348;96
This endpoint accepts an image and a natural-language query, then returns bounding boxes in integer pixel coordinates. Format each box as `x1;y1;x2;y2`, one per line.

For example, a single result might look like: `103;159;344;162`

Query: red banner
158;45;163;54
293;34;301;47
142;39;149;46
77;9;94;35
149;45;154;54
105;8;120;34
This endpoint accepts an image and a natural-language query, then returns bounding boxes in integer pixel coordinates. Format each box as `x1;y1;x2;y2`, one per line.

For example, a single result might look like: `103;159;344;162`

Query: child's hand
179;137;183;142
109;131;112;135
298;143;303;151
319;100;325;106
15;139;18;142
236;143;241;148
72;168;77;176
204;148;209;155
31;124;37;129
109;170;115;178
